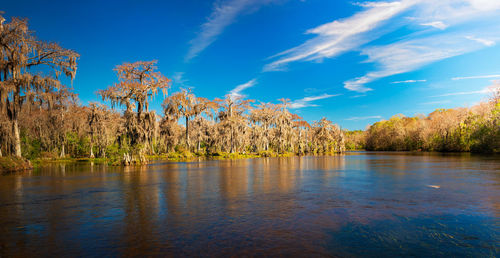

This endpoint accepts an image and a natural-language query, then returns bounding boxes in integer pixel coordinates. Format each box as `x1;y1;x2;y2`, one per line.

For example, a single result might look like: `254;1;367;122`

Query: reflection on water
0;153;499;256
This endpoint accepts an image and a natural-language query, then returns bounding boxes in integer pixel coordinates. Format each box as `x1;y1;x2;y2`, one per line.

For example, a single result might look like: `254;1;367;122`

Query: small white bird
427;185;441;189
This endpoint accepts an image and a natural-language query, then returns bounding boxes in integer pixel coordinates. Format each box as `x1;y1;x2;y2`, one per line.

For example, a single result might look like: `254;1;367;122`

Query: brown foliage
0;12;78;157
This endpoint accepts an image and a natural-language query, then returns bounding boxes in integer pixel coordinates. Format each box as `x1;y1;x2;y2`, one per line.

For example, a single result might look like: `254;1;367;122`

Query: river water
0;152;499;257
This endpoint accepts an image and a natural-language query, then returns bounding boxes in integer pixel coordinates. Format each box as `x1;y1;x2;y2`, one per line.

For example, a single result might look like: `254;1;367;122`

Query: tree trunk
13;119;21;157
298;130;302;154
264;125;269;151
89;137;94;158
185;116;190;149
150;142;156;155
60;144;65;158
278;128;282;154
230;126;234;153
123;152;131;166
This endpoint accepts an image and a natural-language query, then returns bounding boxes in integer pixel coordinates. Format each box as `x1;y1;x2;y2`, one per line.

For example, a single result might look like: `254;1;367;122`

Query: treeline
1;12;497;167
345;90;500;153
0;13;346;164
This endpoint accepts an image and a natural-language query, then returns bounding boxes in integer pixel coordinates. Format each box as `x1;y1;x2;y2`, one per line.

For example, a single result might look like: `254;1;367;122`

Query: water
0;152;499;257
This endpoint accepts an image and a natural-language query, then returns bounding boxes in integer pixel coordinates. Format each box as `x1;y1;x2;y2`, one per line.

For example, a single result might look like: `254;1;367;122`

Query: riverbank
5;149;498;172
156;150;296;160
0;156;33;173
1;150;301;172
8;148;499;172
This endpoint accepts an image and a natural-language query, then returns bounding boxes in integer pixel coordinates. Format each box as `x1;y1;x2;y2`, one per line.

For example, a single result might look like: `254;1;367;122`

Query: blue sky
3;0;500;129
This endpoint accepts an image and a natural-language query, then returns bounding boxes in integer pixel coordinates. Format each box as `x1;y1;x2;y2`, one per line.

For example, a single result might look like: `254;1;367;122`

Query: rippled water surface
0;152;499;257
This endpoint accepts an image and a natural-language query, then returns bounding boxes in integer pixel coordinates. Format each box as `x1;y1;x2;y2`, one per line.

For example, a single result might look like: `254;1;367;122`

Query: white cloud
229;78;257;99
420;100;451;105
421;21;448;30
263;1;415;71
170;72;195;89
264;0;500;92
433;82;500;97
452;74;500;80
434;89;488;97
465;36;495;46
392;79;427;84
289;93;340;109
466;0;500;11
350;94;367;98
186;0;280;61
172;72;188;85
344;21;500;92
345;115;382;121
344;31;484;92
186;0;252;61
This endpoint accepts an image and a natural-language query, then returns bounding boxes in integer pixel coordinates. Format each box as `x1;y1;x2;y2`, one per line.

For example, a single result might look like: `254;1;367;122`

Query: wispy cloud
420;21;448;30
344;31;484;92
451;74;500;80
420;100;451;105
289;93;340;109
350;94;367;98
186;0;279;61
229;78;257;99
391;79;427;84
186;0;252;61
433;89;489;97
264;0;500;92
263;1;414;71
465;36;495;46
172;72;190;87
304;87;321;93
345;115;382;121
433;82;500;97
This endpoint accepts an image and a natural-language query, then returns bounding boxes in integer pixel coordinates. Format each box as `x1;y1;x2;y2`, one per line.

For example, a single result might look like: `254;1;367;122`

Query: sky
3;0;500;130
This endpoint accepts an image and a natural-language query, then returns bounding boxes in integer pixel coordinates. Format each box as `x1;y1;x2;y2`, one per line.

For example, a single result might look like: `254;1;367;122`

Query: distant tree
344;130;366;150
274;98;294;153
291;114;310;154
216;95;253;153
87;103;119;158
312;118;345;153
250;102;278;151
99;60;170;162
162;89;216;150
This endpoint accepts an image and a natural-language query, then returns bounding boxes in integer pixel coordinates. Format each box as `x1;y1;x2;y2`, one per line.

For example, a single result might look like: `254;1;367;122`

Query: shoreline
1;151;337;172
0;156;33;173
3;150;498;173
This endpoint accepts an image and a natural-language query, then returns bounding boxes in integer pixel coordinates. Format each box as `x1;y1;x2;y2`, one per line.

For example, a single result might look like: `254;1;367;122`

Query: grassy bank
2;150;318;170
151;150;296;161
0;156;33;173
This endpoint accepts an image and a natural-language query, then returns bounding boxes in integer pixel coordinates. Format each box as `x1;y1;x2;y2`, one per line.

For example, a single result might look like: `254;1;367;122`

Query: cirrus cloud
289;93;341;109
264;0;500;92
186;0;283;61
229;78;258;99
345;115;382;121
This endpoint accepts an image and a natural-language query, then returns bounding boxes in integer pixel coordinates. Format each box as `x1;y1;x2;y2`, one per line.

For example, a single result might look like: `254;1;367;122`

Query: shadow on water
0;152;498;256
